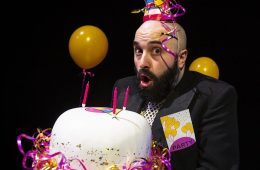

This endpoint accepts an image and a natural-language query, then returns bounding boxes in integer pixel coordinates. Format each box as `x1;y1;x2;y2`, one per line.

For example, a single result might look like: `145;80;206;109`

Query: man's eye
152;47;162;55
134;47;143;55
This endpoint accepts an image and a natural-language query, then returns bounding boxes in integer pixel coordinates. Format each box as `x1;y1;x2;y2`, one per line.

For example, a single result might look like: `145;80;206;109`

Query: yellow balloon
189;57;219;79
68;25;108;69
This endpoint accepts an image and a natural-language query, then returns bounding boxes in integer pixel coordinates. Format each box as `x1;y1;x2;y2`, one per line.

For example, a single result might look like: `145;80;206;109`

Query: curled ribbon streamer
160;24;178;59
17;128;87;170
171;4;186;19
127;141;171;170
128;158;152;170
17;133;35;155
18;129;171;170
160;2;186;21
161;35;177;59
149;140;171;170
132;0;186;22
34;128;52;152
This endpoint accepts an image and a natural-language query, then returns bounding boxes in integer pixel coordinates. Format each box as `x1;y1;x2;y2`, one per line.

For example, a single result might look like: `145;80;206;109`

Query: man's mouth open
139;73;153;88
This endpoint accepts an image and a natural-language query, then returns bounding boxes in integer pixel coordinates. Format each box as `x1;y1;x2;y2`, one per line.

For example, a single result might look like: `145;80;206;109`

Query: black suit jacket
113;69;239;170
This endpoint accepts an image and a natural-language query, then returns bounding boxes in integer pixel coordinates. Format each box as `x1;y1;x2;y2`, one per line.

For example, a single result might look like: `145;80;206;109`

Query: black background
4;0;259;169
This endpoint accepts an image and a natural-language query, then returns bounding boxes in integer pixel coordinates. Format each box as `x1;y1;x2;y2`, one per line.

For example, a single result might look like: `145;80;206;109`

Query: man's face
133;21;179;102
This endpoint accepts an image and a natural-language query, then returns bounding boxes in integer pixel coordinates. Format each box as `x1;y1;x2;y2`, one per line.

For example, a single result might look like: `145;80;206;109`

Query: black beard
136;63;178;103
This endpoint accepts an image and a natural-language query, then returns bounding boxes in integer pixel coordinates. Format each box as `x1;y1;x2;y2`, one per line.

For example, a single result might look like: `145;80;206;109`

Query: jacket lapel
127;93;144;112
159;88;197;118
151;88;197;146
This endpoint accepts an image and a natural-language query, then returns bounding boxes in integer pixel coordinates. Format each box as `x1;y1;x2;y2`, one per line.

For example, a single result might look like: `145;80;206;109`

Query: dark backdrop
4;0;259;169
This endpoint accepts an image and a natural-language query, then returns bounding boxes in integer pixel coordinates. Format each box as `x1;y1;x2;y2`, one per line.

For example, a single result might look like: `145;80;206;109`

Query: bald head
135;20;187;54
134;20;188;84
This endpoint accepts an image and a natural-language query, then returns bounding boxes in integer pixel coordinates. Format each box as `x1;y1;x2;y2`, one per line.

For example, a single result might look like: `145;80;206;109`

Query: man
112;20;239;169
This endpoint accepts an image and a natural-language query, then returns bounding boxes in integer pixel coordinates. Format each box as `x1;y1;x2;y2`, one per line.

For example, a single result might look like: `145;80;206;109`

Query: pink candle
112;87;118;114
123;86;129;110
82;81;89;107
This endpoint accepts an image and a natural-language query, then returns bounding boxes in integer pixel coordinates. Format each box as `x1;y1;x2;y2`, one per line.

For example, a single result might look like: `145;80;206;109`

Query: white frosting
50;107;152;170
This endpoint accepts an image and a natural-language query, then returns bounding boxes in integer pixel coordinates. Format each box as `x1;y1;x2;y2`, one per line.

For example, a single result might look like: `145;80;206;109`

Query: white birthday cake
49;107;152;170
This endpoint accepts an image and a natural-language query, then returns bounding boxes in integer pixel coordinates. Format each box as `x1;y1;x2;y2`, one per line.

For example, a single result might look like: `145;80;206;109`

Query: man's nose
139;52;151;69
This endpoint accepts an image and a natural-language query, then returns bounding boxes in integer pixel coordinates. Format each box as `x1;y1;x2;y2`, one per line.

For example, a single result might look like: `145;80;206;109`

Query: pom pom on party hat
132;0;186;22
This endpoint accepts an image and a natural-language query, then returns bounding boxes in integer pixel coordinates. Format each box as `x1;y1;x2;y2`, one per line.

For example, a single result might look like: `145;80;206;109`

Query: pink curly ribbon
160;2;186;21
161;1;186;59
127;141;171;170
141;0;186;22
160;22;178;59
17;128;87;170
18;129;171;170
161;34;177;59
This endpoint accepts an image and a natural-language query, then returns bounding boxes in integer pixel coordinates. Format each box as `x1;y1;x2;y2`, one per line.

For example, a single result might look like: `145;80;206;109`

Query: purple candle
123;86;129;110
113;87;118;114
82;81;89;107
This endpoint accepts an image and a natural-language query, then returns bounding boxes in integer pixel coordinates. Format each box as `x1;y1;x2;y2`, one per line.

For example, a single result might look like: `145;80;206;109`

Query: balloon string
79;69;94;106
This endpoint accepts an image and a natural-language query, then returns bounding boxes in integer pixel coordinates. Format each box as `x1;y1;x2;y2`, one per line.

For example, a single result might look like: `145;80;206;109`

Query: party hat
132;0;186;22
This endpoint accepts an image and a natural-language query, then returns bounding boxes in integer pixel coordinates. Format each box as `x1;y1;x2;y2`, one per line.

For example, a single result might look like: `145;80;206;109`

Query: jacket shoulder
195;73;237;97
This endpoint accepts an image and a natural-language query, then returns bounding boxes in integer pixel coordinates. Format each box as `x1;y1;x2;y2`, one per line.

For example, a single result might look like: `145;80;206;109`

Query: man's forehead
133;40;162;47
135;22;166;42
134;31;162;42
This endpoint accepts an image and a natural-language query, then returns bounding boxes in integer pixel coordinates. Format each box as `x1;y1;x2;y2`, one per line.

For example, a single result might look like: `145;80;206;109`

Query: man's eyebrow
148;41;162;45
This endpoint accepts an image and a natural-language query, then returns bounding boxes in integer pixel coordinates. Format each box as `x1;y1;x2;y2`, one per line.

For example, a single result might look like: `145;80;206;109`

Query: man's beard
136;63;179;103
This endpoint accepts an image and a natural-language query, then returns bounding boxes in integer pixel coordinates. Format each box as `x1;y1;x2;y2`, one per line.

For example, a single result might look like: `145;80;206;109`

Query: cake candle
82;81;89;107
123;86;129;110
112;87;118;114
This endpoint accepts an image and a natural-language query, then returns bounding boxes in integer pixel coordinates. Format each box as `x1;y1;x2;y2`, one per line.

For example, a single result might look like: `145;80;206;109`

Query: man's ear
178;49;188;70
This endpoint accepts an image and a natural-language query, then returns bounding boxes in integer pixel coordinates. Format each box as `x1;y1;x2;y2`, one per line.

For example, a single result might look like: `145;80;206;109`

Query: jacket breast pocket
160;109;196;152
